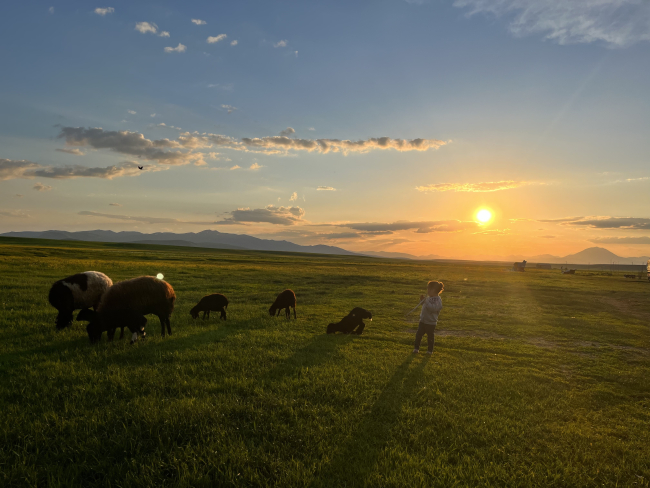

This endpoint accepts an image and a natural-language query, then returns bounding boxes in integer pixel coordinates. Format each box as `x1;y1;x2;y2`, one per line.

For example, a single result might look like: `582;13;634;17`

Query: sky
1;0;650;260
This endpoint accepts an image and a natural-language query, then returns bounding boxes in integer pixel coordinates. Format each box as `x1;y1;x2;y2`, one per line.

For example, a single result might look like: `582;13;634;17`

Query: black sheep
190;293;229;320
269;289;296;319
78;309;147;344
327;307;372;335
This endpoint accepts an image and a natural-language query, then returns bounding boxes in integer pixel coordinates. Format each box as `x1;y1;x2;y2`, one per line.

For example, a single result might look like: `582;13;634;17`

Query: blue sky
1;0;650;259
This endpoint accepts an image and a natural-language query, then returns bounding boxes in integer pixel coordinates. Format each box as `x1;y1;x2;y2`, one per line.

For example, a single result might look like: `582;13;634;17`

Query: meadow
0;237;648;487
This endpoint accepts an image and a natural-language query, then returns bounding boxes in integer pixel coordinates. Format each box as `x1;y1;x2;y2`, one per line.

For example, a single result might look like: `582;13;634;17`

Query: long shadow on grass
308;354;428;487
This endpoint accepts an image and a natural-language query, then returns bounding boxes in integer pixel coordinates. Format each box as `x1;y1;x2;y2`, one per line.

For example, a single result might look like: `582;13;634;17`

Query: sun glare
476;209;492;223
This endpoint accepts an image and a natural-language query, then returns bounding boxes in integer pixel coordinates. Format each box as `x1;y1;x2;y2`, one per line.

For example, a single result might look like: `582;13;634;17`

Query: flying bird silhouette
138;165;143;170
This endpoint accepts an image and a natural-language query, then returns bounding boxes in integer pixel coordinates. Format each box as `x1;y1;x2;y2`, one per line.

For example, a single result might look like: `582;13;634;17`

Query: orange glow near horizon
476;208;492;223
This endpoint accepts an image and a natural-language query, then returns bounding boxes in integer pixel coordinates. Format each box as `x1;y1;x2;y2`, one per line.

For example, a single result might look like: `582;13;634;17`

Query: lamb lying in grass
326;307;372;335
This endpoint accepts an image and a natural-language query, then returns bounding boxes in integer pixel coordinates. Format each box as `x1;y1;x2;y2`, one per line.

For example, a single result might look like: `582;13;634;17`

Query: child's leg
427;323;437;352
414;321;426;351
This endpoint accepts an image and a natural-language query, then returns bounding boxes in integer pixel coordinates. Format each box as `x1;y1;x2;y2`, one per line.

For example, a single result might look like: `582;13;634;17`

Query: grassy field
0;237;648;487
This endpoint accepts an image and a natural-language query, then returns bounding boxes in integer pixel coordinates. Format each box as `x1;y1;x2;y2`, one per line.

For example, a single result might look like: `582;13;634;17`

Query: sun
476;209;492;223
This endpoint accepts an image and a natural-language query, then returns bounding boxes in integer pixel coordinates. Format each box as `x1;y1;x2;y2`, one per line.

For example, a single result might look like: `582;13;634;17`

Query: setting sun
476;209;492;223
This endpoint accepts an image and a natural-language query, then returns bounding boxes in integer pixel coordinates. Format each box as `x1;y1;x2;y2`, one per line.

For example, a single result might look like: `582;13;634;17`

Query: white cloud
192;19;207;25
56;148;85;156
0;210;30;219
164;43;187;53
289;192;298;201
221;104;237;113
218;205;305;225
317;186;336;191
239;136;447;154
230;40;238;46
308;127;315;131
150;113;156;117
0;159;41;180
94;7;114;16
135;22;158;34
49;7;54;14
274;40;288;48
295;51;298;57
33;182;52;191
454;0;650;47
207;83;233;90
279;127;295;137
230;165;241;170
249;162;263;170
207;34;227;43
159;31;170;38
127;109;136;115
416;180;531;193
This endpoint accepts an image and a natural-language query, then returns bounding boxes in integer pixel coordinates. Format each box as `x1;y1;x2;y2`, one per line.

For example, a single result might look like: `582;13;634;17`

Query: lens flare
156;273;164;280
476;209;492;223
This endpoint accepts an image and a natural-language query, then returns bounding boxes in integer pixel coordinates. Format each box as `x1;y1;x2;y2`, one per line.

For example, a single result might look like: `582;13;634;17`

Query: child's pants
414;321;436;352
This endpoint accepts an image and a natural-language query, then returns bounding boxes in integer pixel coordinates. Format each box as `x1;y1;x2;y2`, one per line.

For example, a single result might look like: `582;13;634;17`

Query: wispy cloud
416;180;530;193
274;40;288;48
135;22;158;34
207;83;233;90
49;6;54;14
238;136;447;154
79;211;217;225
164;43;186;53
0;210;30;218
207;34;227;43
289;192;298;201
94;7;114;16
222;104;237;113
56;148;85;156
159;31;170;38
30;161;162;179
33;182;52;191
218;205;305;225
191;19;207;25
230;165;240;170
558;216;650;230
279;127;295;137
0;159;41;180
589;236;650;244
109;203;122;206
331;220;480;234
453;0;650;47
230;40;238;46
127;109;137;115
249;163;262;170
317;186;336;191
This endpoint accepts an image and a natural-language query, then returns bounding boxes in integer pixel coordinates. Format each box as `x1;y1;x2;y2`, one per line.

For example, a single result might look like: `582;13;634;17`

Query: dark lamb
190;293;229;320
269;289;297;319
327;307;372;335
48;271;112;330
79;309;147;344
82;276;176;343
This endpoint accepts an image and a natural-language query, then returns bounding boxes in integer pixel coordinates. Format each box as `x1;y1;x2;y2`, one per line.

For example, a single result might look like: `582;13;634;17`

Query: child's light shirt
420;296;442;325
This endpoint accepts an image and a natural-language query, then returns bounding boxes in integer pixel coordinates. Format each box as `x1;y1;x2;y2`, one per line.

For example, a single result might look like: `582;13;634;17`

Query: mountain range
1;230;648;265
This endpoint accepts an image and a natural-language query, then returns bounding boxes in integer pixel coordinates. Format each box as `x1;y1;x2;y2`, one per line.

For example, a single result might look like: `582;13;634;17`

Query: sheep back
97;276;175;317
49;271;113;311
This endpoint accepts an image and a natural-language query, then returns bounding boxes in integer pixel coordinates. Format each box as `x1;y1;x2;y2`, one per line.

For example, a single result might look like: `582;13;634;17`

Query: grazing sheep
83;276;176;343
327;307;372;335
190;293;229;320
79;309;147;344
269;289;297;319
48;271;112;330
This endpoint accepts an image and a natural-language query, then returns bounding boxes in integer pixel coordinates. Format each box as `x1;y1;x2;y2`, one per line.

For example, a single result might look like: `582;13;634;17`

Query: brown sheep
82;276;176;343
190;293;229;320
269;289;296;319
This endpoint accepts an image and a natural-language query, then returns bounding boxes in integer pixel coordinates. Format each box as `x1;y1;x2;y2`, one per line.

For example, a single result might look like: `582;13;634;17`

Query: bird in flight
138;165;143;170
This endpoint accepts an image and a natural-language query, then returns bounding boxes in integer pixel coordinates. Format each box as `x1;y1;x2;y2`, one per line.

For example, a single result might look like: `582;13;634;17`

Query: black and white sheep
269;289;297;319
326;307;372;335
48;271;113;330
81;276;176;344
190;293;229;320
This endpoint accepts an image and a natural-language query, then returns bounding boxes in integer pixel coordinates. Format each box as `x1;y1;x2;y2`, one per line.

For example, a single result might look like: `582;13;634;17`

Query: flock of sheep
48;271;373;344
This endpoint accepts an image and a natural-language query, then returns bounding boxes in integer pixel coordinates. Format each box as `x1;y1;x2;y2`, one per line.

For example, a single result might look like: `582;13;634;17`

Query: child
413;281;444;354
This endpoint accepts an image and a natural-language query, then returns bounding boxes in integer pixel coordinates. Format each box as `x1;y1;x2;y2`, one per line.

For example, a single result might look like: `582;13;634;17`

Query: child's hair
427;281;444;295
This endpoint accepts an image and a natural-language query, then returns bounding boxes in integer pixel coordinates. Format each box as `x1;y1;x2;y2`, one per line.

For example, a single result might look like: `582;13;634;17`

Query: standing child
413;281;444;354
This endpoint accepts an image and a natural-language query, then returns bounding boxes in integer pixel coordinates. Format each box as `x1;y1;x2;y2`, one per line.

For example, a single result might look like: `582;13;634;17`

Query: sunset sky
1;0;649;260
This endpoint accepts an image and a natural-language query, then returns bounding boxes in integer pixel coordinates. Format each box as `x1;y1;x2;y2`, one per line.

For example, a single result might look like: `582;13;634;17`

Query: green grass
0;236;649;487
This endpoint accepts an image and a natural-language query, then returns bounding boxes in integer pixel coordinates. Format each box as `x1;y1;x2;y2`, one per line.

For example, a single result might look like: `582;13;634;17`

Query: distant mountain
523;247;650;265
1;229;357;256
360;250;444;260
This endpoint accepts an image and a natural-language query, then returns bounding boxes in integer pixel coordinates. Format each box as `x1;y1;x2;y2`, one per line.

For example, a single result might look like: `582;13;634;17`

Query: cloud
56;126;204;165
0;210;30;218
539;235;556;239
453;0;650;47
317;186;336;191
222;104;237;113
249;163;262;170
218;205;305;225
127;110;137;115
159;31;170;37
109;203;122;207
29;161;161;179
207;83;233;90
207;34;227;43
135;22;158;34
559;217;650;230
15;194;23;198
230;40;238;46
150;113;156;117
537;216;584;223
94;7;114;16
164;43;186;53
416;180;530;193
191;19;207;25
474;228;510;235
79;211;218;225
308;127;315;131
333;220;479;234
279;127;295;137
274;40;288;48
589;236;650;244
49;6;54;14
0;159;41;180
289;192;298;201
33;182;52;191
56;148;85;156
230;165;241;170
238;136;447;154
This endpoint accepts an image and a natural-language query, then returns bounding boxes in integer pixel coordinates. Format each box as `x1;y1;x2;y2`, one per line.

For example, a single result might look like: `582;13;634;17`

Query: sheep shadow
308;354;430;487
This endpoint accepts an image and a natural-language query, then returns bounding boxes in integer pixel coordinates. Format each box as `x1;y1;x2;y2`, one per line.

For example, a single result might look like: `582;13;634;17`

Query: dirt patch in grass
600;296;650;323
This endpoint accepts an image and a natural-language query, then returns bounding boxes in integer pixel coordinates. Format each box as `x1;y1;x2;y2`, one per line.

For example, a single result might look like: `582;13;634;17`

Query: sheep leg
202;311;207;320
165;317;172;336
206;310;210;319
158;315;166;337
354;322;366;335
285;307;290;319
220;308;226;320
293;306;297;319
276;309;281;317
